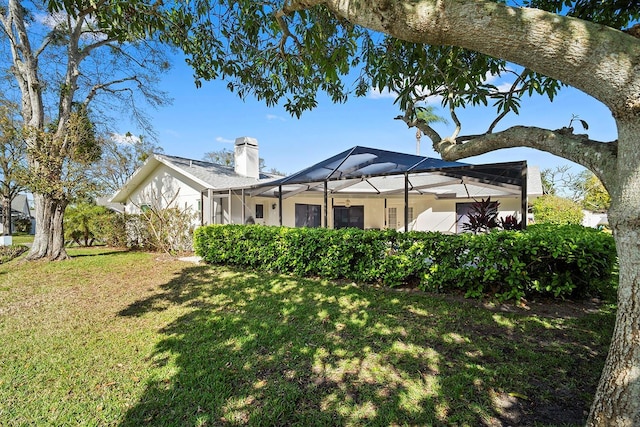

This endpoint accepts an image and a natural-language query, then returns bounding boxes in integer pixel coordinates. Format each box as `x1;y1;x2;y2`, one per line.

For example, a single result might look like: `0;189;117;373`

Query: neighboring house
583;210;608;228
111;137;543;234
0;194;33;235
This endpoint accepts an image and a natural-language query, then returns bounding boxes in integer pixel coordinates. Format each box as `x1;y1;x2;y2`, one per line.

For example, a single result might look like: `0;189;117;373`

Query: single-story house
0;194;33;235
111;137;543;233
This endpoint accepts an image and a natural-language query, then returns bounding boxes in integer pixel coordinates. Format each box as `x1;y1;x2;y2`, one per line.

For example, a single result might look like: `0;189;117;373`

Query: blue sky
143;54;617;176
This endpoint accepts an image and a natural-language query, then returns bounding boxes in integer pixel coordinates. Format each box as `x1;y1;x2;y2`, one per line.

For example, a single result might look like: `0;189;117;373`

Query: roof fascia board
110;155;163;203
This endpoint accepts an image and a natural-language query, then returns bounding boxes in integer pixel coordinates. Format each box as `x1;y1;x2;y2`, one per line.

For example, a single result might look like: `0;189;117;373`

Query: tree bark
587;119;640;426
27;193;68;261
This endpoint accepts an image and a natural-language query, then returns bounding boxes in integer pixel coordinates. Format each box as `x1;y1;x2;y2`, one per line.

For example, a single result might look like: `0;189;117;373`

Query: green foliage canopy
134;0;639;126
64;203;109;246
582;174;611;211
531;195;584;225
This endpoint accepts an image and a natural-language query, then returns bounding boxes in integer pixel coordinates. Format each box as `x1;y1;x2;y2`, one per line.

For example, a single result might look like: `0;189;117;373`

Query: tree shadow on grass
70;250;133;258
118;265;614;426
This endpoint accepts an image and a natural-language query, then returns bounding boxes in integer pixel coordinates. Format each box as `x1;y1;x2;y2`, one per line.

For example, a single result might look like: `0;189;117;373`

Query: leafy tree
64;202;109;246
532;195;584;225
159;0;640;423
541;165;574;196
0;0;171;260
542;167;611;211
582;174;611;212
203;148;285;175
0;103;27;236
203;148;265;170
89;134;163;197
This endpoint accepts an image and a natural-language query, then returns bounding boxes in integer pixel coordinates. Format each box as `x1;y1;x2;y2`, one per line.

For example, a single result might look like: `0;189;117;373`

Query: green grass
9;234;34;246
0;248;615;426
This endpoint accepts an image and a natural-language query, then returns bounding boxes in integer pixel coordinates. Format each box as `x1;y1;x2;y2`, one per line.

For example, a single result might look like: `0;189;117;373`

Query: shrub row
194;224;617;301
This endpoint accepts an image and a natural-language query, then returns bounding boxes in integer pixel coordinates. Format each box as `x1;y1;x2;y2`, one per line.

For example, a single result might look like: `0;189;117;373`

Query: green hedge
194;224;617;301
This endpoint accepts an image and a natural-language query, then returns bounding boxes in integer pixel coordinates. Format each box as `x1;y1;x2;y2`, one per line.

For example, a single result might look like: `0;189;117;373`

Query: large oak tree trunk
587;121;640;426
27;193;68;261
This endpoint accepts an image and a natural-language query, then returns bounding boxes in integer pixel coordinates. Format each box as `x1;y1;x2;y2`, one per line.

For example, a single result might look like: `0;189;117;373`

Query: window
334;206;364;229
388;206;413;229
295;204;321;227
388;207;397;229
255;204;264;219
197;199;202;213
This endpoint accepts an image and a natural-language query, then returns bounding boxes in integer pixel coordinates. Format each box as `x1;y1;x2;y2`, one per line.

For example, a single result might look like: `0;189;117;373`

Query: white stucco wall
410;196;521;233
124;164;203;220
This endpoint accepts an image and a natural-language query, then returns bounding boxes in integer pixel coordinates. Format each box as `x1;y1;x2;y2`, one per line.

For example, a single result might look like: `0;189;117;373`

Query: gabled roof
110;153;280;203
0;194;31;217
12;194;29;214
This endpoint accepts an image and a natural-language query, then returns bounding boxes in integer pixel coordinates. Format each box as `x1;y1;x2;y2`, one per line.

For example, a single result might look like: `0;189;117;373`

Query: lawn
0;248;615;426
7;234;34;246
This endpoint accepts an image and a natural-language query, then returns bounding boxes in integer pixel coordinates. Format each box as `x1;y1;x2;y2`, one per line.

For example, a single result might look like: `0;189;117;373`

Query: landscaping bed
0;244;28;264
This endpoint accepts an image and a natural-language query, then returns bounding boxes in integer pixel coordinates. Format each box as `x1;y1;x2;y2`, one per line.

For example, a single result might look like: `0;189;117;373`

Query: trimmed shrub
194;224;617;301
532;195;584;225
95;211;129;247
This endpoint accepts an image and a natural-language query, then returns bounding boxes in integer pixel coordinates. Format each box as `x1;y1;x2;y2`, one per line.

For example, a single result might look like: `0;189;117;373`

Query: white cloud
368;87;398;100
496;82;517;93
35;12;106;42
266;114;285;121
111;133;141;145
35;12;66;29
420;94;445;106
216;136;234;144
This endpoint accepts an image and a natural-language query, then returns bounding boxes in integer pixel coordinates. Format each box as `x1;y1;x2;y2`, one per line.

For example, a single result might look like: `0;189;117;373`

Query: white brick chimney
234;137;259;178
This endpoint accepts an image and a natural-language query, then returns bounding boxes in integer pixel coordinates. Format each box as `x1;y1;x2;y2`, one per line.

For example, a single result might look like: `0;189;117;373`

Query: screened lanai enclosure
201;146;540;234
